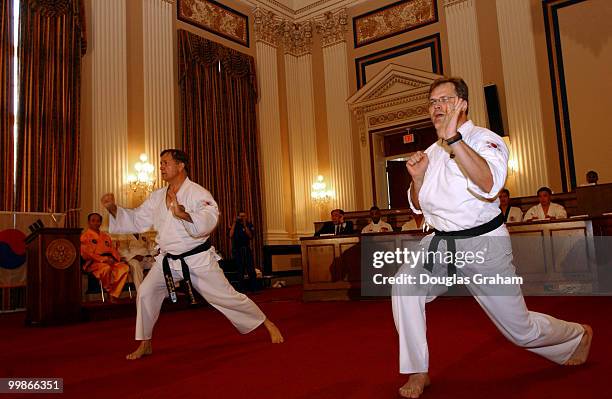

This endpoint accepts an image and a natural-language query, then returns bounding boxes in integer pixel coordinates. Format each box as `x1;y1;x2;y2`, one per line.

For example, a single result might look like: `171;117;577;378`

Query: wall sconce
502;136;518;175
311;175;335;206
127;153;155;195
508;158;519;175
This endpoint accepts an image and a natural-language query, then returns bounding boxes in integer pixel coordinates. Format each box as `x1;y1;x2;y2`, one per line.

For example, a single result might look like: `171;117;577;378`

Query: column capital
254;7;283;47
282;20;313;56
315;9;348;48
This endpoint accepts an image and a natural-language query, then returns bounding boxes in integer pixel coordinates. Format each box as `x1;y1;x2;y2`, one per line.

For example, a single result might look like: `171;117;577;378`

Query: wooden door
387;160;411;208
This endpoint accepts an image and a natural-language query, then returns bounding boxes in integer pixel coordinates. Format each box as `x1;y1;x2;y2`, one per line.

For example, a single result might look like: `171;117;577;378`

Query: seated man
524;186;567;221
586;170;598;185
362;206;392;233
118;233;156;291
314;209;354;236
499;188;523;223
80;212;130;300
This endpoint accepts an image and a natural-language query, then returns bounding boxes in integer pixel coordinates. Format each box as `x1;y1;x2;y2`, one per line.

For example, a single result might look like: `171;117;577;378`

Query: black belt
424;213;504;277
162;240;211;304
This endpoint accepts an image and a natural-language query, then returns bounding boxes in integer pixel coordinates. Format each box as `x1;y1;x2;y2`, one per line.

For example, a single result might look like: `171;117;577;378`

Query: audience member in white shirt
362;206;393;233
523;186;567;221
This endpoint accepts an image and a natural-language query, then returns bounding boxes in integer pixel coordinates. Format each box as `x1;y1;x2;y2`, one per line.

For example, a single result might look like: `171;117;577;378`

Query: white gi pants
135;253;266;340
392;225;584;373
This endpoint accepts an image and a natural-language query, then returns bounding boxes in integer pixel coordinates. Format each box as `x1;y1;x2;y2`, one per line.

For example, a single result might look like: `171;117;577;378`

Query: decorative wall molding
315;9;348;47
353;0;438;48
370;76;427;99
177;0;249;47
367;106;429;128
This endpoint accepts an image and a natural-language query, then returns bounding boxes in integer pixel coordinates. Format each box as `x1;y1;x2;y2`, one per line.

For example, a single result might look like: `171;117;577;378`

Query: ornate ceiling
240;0;369;21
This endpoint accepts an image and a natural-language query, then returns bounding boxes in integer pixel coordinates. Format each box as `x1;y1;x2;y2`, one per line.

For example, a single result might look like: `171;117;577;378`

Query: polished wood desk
300;216;612;301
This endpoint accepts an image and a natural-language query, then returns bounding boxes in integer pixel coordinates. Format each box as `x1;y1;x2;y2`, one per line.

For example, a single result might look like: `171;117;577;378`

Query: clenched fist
406;151;429;180
101;193;117;217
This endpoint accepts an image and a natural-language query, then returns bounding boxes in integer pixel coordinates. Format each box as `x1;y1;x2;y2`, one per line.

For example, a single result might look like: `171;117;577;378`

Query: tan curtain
178;30;264;267
1;0;14;212
15;0;86;225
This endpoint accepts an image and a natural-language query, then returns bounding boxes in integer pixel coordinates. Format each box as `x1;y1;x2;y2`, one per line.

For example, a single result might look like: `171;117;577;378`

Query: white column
143;0;175;187
496;0;549;196
90;0;129;214
253;11;288;243
284;52;319;236
317;10;356;211
443;0;487;127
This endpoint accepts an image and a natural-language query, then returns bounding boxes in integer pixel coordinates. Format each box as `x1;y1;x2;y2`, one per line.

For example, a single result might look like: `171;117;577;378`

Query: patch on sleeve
486;141;500;150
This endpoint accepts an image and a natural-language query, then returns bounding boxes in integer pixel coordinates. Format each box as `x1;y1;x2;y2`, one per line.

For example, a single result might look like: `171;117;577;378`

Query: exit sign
403;133;414;144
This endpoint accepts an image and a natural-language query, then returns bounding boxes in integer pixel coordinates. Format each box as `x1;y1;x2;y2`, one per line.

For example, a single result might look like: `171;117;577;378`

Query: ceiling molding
239;0;369;21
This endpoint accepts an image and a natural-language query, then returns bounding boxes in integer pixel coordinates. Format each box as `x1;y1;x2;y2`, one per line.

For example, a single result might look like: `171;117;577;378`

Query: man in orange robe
80;212;129;300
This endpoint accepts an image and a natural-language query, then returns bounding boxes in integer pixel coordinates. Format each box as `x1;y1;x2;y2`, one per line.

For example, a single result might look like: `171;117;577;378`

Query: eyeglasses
428;96;456;107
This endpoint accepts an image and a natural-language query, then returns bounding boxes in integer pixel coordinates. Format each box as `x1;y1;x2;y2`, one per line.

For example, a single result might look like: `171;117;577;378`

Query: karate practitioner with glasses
392;77;592;398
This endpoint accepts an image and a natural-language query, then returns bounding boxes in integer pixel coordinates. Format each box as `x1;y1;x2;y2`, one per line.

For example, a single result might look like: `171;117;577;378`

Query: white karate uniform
504;206;524;223
393;120;584;373
118;234;156;291
523;202;567;221
109;178;265;340
362;220;393;233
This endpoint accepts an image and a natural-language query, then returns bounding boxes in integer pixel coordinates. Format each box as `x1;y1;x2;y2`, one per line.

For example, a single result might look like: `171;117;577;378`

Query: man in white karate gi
118;233;156;291
523;186;568;221
101;149;283;360
392;77;592;398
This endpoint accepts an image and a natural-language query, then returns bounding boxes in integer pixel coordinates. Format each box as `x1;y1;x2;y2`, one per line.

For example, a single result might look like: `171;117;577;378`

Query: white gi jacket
408;120;508;231
109;178;220;270
523;202;567;221
504;206;524;223
362;220;393;233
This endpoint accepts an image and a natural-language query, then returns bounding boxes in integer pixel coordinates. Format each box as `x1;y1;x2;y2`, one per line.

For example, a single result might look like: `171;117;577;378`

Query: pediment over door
348;64;442;145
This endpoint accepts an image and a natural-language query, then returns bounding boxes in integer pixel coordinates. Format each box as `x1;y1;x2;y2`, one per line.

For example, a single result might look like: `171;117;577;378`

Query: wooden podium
25;228;82;325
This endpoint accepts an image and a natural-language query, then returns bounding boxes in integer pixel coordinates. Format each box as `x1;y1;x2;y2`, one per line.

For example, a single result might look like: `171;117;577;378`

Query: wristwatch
445;132;462;146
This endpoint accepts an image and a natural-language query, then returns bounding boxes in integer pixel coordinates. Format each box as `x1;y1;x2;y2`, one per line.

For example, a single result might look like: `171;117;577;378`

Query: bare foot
263;318;284;343
565;324;592;366
126;340;152;360
399;373;430;398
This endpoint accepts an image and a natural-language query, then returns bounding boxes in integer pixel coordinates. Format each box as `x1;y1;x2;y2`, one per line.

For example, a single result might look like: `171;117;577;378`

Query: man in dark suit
314;209;354;236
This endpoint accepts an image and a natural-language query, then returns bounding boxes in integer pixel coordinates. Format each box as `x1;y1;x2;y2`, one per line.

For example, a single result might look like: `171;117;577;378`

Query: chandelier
311;175;334;206
127;153;155;194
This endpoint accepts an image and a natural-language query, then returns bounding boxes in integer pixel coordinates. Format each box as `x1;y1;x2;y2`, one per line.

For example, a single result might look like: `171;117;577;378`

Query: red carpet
0;287;609;399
